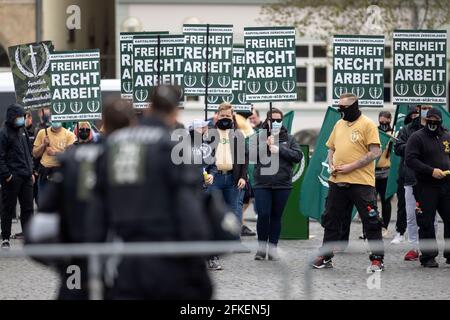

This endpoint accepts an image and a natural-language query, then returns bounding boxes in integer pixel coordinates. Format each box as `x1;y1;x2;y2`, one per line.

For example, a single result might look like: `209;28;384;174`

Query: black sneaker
421;259;439;268
254;251;266;261
11;232;24;240
312;256;333;269
207;256;223;271
1;240;10;250
446;258;450;265
241;225;256;237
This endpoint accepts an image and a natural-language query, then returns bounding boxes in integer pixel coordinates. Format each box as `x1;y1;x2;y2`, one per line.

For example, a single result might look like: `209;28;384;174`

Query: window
314;67;327;102
313;45;327;58
186;96;199;102
384;67;392;102
385;46;392;59
296;67;307;102
296;45;309;58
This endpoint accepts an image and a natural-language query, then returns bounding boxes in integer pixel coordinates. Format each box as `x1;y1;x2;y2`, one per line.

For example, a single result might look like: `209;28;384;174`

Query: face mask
78;128;90;140
339;101;361;122
51;122;62;129
14;117;25;128
421;110;429;118
271;121;283;135
217;118;233;130
426;120;442;133
379;123;391;132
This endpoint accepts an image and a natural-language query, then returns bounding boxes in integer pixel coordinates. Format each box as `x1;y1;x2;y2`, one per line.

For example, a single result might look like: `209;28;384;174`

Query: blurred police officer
405;107;450;268
26;99;136;299
88;85;239;299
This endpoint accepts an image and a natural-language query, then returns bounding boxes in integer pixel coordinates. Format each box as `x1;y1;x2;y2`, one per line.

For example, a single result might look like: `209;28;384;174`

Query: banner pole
269;101;273;130
75;122;79;143
157;35;161;86
204;24;210;121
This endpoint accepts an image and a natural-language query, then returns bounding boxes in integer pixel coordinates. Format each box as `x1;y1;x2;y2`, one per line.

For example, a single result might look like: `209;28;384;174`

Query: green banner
281;145;309;240
207;45;251;112
50;50;102;122
119;31;168;100
333;35;385;107
393;30;447;104
8;41;54;110
244;26;297;102
132;34;185;109
183;24;233;96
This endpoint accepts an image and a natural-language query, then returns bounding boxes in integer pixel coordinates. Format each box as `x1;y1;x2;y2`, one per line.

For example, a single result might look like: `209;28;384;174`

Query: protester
394;105;439;260
376;111;394;238
73;121;94;144
209;103;248;232
405;107;450;268
24;111;35;142
26;99;136;299
0;104;34;249
248;106;263;131
87;86;239;299
312;93;384;272
252;108;302;260
391;107;418;245
32;116;76;194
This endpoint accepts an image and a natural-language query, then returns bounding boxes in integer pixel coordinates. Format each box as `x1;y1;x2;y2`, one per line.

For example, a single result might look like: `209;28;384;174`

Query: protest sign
183;24;233;96
8;41;54;110
244;26;297;102
207;45;252;112
120;31;169;100
50;49;102;121
393;30;447;104
333;35;385;106
133;34;185;109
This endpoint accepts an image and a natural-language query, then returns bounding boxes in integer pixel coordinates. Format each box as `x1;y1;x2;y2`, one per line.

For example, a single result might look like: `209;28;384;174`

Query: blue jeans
210;173;244;227
254;188;291;246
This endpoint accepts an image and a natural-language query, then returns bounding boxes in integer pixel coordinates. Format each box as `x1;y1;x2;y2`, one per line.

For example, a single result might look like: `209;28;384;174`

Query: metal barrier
0;241;293;300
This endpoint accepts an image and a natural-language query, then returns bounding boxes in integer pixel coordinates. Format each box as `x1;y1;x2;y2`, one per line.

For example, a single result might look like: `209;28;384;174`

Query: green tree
261;0;450;43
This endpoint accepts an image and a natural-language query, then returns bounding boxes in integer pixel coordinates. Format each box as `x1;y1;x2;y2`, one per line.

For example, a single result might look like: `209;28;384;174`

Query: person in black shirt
405;107;450;268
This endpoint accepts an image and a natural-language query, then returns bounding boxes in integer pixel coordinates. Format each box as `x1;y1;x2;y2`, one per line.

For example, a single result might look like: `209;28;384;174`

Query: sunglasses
271;119;283;123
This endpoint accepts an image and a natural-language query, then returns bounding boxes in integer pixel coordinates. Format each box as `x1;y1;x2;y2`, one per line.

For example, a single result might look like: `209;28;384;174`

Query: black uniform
405;125;450;263
27;142;104;299
87;117;238;299
0;104;34;241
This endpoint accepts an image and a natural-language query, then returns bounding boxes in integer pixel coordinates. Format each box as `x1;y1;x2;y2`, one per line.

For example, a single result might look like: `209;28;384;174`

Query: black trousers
320;182;384;260
395;179;407;235
413;183;450;263
1;175;34;240
375;177;393;229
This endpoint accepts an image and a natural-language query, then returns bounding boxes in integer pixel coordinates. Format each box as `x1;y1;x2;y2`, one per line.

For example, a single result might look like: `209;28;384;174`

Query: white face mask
271;121;282;135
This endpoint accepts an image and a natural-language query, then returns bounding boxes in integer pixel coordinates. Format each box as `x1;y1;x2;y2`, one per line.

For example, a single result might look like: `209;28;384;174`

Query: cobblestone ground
1;204;450;300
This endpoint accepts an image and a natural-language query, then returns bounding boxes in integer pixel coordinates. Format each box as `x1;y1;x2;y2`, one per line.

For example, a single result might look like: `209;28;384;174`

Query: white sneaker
390;232;404;245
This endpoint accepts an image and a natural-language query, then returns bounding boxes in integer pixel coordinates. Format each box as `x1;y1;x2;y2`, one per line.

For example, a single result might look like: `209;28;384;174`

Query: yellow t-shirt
215;129;233;172
376;131;393;169
34;127;76;168
326;115;380;187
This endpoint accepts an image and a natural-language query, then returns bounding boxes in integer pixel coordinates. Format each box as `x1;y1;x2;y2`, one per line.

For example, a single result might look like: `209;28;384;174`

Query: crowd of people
1;87;449;299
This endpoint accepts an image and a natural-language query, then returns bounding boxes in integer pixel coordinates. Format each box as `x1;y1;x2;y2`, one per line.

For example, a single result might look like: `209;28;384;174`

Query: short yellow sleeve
326;125;337;150
34;129;44;148
365;121;381;147
66;131;76;146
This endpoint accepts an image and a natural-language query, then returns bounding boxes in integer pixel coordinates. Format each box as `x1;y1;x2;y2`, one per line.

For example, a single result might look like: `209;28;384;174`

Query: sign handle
157;35;161;86
204;24;210;121
269;101;273;131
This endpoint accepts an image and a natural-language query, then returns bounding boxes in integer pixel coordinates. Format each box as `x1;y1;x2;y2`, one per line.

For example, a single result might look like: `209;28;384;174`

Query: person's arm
33;130;48;159
394;127;408;157
0;131;12;180
405;133;442;178
279;136;302;163
336;144;382;174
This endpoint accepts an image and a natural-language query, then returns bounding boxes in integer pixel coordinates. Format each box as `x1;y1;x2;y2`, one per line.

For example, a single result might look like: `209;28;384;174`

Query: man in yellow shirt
33;121;75;194
313;93;384;272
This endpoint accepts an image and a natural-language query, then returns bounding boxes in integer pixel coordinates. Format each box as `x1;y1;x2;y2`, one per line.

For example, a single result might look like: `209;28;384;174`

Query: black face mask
425;120;442;135
379;123;391;132
338;101;361;122
78;128;91;140
217;118;233;130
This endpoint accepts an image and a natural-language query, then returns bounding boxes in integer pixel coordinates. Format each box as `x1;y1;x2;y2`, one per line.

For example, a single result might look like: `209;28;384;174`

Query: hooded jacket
0;104;34;180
